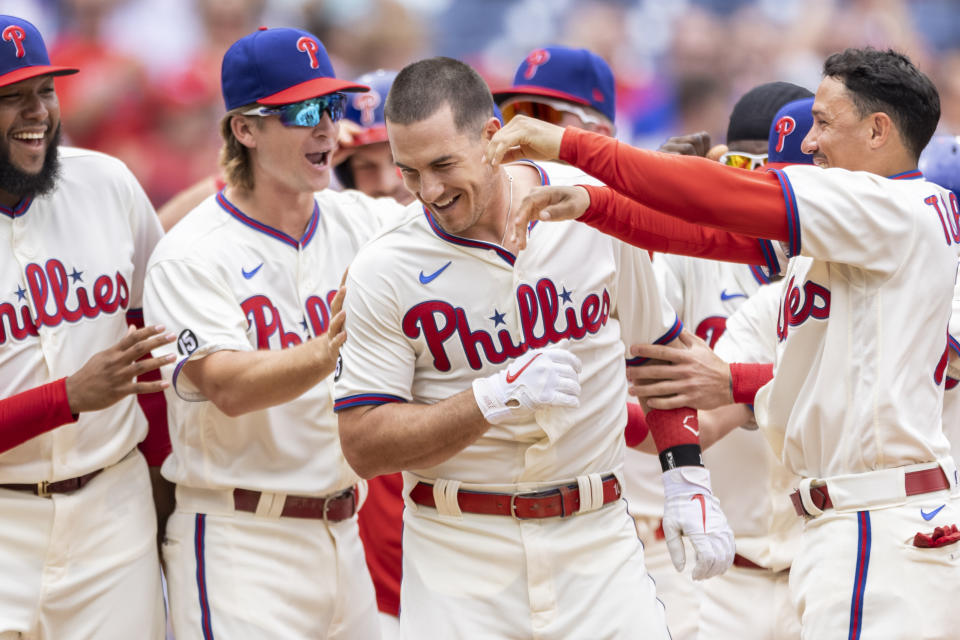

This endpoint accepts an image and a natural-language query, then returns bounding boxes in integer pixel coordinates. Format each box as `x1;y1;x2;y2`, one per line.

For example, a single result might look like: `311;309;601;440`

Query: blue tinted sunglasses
243;93;347;127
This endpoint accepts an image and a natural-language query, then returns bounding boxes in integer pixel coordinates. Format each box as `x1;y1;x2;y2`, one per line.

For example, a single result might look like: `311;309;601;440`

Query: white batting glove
661;466;735;580
472;347;582;425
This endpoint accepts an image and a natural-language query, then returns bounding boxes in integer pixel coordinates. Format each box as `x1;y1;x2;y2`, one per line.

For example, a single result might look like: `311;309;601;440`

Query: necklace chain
500;170;514;247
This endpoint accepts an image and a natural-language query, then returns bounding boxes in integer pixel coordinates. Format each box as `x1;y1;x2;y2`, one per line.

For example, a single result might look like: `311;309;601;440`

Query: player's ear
230;113;260;149
481;116;502;143
867;111;894;150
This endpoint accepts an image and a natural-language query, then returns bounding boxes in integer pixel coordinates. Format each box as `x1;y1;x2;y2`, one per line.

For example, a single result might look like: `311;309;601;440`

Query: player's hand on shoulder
65;325;176;414
472;347;582;425
660;465;735;580
485;115;564;167
507;185;590;252
309;283;347;371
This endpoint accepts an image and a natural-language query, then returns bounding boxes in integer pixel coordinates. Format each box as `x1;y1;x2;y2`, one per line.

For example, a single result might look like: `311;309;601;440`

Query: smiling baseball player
335;56;734;640
144;27;399;639
488;47;960;639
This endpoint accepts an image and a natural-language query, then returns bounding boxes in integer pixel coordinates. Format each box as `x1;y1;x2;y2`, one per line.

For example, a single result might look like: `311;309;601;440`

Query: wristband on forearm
729;363;774;405
646;407;704;471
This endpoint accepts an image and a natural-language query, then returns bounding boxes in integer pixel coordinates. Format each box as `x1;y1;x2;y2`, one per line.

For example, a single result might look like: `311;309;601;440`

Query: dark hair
385;57;494;135
822;48;939;159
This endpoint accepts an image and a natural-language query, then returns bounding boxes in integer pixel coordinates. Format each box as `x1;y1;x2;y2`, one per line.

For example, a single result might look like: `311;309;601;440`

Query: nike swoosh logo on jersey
691;494;707;532
921;504;945;521
505;353;541;383
720;289;746;301
419;261;452;285
242;263;264;279
682;415;699;437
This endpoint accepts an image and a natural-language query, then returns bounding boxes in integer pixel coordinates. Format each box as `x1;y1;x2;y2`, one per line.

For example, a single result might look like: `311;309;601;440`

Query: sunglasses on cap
243;93;347;127
719;151;768;170
500;96;605;128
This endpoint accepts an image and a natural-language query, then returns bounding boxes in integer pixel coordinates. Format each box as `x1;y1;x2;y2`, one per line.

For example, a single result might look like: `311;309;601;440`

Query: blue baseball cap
0;15;77;89
766;97;814;169
919;135;960;194
492;46;615;123
342;69;397;147
221;26;368;111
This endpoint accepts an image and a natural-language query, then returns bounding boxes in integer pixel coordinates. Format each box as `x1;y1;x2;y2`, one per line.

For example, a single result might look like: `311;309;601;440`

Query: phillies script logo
297;36;320;69
773;115;796;153
777;276;830;341
0;259;129;345
241;289;337;349
402;278;609;371
2;25;26;58
523;49;550;79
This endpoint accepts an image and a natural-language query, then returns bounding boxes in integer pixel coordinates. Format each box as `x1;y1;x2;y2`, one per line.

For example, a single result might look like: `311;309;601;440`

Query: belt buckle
509;493;524;521
36;480;50;498
322;494;333;524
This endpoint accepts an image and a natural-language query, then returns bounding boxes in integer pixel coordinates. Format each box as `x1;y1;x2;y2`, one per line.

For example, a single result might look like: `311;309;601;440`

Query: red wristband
645;407;699;452
624;403;649;447
730;363;774;405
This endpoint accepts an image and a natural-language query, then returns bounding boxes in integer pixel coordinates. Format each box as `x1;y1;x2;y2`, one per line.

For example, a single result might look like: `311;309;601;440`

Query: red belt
790;467;950;517
0;469;103;498
409;475;621;519
233;486;358;521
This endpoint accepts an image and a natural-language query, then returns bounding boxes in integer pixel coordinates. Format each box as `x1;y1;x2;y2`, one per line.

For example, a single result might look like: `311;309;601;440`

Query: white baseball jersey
0;147;162;483
144;188;396;495
711;280;801;571
754;166;957;478
334;161;681;483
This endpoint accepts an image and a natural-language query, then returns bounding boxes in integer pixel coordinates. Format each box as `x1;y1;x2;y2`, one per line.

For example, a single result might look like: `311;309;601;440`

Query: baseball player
334;69;412;206
489;47;960;638
143;27;397;639
493;44;706;640
0;14;171;639
335;56;734;640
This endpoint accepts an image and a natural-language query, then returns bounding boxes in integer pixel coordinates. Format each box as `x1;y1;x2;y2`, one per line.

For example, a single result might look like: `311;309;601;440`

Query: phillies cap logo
774;116;796;153
523;49;551;80
354;91;381;126
2;25;26;58
297;36;320;69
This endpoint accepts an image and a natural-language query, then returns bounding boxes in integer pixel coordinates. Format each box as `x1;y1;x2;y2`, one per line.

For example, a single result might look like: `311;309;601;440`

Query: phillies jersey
334;161;681;483
0;147;162;483
144;189;396;495
755;166;956;478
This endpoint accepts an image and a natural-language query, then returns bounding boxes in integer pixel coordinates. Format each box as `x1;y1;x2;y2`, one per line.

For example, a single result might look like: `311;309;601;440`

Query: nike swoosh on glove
661;465;735;580
472;347;582;425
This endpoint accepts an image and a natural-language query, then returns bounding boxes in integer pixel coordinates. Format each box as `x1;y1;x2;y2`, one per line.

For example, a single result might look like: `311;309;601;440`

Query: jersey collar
888;169;924;180
0;196;33;219
216;190;319;249
421;160;552;267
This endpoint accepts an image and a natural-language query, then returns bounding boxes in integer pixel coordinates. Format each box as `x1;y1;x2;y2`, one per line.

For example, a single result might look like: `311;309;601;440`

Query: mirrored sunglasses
500;97;603;128
243;93;347;127
719;151;768;170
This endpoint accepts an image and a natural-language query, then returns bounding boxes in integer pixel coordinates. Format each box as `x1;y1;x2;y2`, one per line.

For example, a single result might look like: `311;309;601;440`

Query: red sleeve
730;362;774;405
624;402;649;448
127;309;171;466
560;127;790;241
0;378;77;453
581;185;773;266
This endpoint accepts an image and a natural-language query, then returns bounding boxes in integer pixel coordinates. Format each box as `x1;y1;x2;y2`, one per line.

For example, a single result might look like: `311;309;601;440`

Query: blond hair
218;106;260;192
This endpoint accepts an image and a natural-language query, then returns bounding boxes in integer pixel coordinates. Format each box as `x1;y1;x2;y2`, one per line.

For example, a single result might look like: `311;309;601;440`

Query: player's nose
419;173;444;202
800;130;817;154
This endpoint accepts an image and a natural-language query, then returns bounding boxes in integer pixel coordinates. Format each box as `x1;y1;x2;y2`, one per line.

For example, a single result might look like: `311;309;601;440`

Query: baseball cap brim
0;65;79;89
492;85;592;108
258;78;370;106
348;125;389;148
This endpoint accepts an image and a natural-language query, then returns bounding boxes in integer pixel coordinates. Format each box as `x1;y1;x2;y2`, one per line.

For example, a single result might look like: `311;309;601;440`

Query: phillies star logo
2;25;26;58
297;36;320;69
354;91;381;126
523;49;550;79
774;116;796;153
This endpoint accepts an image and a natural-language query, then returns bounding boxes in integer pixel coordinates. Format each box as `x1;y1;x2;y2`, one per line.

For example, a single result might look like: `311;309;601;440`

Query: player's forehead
0;74;55;95
387;104;479;169
811;76;852;118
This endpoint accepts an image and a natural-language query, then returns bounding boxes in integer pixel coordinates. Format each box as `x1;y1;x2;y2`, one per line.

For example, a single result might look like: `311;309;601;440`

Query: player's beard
0;125;62;201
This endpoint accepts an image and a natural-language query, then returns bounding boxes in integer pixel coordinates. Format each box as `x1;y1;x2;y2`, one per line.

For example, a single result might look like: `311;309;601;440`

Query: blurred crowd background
10;0;960;210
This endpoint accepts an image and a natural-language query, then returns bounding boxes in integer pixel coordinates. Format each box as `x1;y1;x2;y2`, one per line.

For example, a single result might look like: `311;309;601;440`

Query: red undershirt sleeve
0;378;77;453
127;309;172;467
560;127;790;242
581;185;772;265
730;362;775;405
